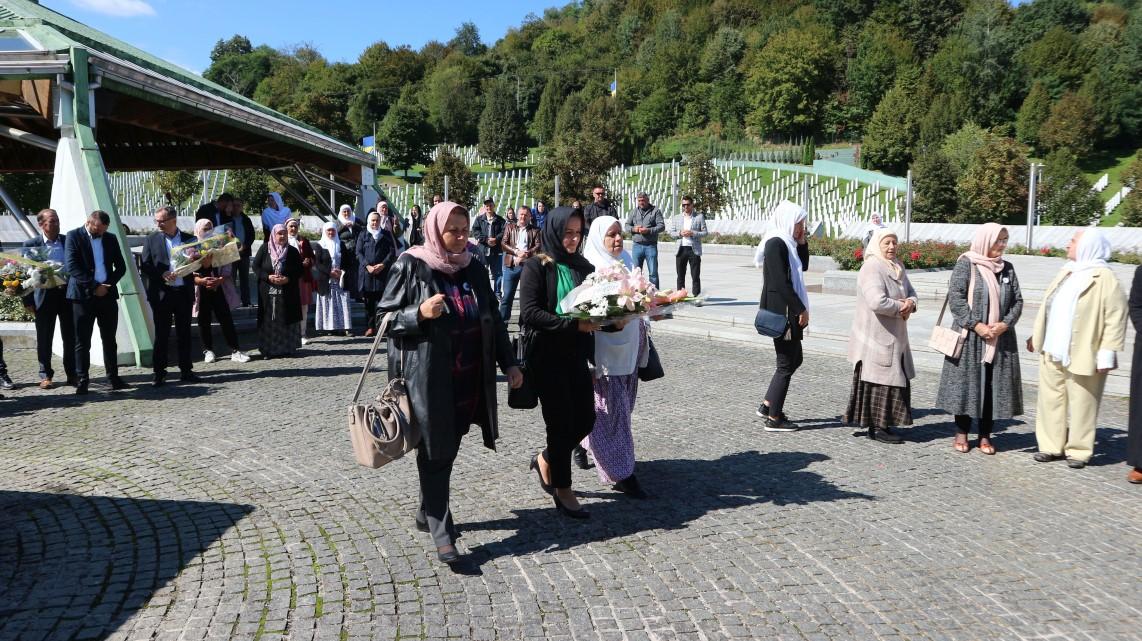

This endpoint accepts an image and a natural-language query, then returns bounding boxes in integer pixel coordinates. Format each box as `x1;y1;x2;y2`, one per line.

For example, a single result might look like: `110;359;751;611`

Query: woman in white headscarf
285;218;317;345
356;211;397;337
843;228;918;443
757;200;811;432
313;221;353;336
261;192;291;239
576;215;651;499
1028;229;1128;469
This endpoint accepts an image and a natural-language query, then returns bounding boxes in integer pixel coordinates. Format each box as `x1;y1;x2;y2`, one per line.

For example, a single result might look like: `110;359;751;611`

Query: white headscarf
262;192;291;229
1042;229;1112;367
366;213;383;241
337;205;354;230
759;200;810;311
583;215;633;270
582;215;642;377
318;221;340;267
285;219;301;249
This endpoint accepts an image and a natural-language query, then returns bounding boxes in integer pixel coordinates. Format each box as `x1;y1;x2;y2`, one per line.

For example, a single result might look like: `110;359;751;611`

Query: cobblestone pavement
1;332;1139;641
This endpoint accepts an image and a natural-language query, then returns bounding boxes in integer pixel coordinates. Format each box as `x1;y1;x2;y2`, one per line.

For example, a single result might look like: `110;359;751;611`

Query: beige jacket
1030;267;1128;376
848;258;918;387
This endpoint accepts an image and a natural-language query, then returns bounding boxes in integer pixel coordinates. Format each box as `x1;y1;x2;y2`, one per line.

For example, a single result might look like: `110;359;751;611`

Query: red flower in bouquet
910;251;921;261
854;248;863;259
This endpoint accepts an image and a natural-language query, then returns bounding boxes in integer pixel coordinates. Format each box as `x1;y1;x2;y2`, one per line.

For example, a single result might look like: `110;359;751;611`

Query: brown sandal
978;440;996;455
953;437;970;454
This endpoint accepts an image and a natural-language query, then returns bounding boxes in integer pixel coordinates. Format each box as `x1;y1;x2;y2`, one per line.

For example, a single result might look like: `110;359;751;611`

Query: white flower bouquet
1;251;68;297
558;265;700;323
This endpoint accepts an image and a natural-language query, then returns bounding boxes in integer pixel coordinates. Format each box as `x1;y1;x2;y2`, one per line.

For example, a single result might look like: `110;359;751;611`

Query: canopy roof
0;0;371;183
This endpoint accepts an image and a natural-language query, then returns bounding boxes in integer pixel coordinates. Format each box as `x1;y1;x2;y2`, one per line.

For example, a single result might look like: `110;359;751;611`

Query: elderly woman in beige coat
1027;229;1128;469
844;228;919;443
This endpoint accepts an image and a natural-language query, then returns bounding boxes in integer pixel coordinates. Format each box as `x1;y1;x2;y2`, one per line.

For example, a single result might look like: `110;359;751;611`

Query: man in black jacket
22;208;76;388
583;185;617;229
65;210;131;395
195;193;234;228
624;192;665;287
140;205;200;387
470;198;506;299
230;197;258;307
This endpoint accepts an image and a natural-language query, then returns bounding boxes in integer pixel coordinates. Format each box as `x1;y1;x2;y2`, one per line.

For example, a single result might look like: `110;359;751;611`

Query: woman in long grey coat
935;223;1023;455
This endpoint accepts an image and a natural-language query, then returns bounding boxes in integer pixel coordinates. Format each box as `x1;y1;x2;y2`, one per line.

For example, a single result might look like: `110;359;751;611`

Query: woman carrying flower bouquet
843;228;918;443
285;218;317;344
192;220;250;364
377;201;521;564
253;224;303;358
519;206;601;519
580;215;651;499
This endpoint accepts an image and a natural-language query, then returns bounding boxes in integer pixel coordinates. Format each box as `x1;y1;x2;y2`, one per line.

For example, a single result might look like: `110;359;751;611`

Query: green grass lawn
1076;147;1138;227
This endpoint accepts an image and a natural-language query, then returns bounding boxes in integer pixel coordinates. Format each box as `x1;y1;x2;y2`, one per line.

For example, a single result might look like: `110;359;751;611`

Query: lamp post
1026;162;1042;249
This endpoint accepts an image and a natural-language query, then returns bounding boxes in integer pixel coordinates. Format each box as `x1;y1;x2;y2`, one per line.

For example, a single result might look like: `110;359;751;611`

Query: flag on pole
361;135;375;153
609;79;617;97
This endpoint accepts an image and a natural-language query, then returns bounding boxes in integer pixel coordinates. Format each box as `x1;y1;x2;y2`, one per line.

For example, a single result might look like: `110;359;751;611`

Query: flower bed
0;294;33;322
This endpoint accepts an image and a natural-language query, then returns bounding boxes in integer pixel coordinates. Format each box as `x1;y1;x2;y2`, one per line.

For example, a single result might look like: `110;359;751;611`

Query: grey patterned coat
935;257;1024;418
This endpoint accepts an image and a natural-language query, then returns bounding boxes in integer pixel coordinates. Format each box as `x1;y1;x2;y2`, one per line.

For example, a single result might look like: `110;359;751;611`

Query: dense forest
198;0;1140;225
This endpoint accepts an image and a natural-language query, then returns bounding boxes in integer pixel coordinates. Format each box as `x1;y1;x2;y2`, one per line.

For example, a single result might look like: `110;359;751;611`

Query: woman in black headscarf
518;207;600;518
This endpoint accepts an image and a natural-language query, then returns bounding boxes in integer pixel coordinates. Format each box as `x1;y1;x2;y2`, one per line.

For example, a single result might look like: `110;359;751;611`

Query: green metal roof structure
0;0;376;369
0;0;372;182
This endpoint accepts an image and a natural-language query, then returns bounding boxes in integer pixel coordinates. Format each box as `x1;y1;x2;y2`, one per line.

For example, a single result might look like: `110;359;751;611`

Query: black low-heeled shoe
613;475;649;499
573;445;592;469
553;495;590;519
415;517;429;533
529;455;554;496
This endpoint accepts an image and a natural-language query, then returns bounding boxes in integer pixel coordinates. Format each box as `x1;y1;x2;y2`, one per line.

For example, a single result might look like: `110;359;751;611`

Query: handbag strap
352;311;400;403
935;291;951;328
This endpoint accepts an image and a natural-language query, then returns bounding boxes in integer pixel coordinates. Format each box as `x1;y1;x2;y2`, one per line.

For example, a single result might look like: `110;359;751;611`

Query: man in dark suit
141;205;200;387
230;197;257;307
22;208;77;389
470;198;506;298
194;192;234;228
65;210;132;395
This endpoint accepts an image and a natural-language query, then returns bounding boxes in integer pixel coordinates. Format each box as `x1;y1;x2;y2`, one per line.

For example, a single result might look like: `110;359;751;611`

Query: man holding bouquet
22;208;76;389
141;206;200;387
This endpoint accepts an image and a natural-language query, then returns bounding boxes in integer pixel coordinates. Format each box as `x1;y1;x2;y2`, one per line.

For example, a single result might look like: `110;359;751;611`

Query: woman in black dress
518;206;601;518
356;211;397;337
252;223;303;358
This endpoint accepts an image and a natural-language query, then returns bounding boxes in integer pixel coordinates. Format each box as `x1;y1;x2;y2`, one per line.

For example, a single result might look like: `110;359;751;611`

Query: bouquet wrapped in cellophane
558;264;700;324
169;224;240;278
1;251;69;298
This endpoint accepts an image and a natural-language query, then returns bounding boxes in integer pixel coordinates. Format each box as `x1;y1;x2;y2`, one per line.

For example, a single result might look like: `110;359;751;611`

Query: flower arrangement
0;251;68;297
170;224;240;278
558;265;698;322
0;256;31;297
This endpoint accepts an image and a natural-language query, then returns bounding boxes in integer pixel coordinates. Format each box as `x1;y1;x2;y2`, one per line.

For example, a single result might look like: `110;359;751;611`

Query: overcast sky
42;0;556;73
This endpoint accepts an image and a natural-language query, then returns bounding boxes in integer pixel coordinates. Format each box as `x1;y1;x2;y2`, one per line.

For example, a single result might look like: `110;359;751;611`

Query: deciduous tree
1038;151;1103;226
954;137;1029;224
422;146;478;210
682;152;727;216
1039;91;1098;157
377;89;434;177
478;81;529;170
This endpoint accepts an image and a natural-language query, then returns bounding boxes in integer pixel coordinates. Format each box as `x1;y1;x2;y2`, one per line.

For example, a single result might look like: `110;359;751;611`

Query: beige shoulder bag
928;293;968;359
348;312;420;468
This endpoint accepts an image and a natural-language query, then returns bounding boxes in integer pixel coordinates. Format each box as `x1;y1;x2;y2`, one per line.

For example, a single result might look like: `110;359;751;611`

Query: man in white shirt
671;195;708;296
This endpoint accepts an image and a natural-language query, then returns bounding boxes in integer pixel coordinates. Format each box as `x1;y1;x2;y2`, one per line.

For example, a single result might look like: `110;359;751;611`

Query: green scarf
555;262;576;312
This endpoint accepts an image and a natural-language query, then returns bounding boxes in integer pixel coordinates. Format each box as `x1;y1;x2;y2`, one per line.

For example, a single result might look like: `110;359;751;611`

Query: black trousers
151;287;194;375
197;290;239;353
0;335;6;376
416;442;461;548
955;363;994;438
764;337;803;417
536;356;596;488
72;296;120;383
676;246;702;295
236;255;252;307
363;292;383;332
34;289;76;381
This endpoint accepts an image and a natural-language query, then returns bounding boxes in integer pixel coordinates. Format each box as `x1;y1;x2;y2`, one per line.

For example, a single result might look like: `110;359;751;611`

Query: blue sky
40;0;557;74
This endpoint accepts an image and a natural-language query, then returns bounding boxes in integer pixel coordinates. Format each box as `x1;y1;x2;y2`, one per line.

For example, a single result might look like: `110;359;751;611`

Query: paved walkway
1;326;1139;641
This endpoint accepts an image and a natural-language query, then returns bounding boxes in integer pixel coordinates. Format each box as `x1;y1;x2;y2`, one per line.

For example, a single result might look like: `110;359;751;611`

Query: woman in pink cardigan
844;228;919;443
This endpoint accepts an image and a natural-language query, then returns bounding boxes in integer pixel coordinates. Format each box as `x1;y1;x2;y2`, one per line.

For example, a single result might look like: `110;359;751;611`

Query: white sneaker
230;351;250;363
203;350;216;364
301;337;309;346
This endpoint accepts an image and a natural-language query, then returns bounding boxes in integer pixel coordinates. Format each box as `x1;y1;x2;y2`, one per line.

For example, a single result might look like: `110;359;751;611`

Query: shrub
0;294;33;322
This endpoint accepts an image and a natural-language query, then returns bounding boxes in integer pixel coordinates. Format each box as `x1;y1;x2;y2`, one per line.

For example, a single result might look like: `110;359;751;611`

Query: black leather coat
378;254;515;461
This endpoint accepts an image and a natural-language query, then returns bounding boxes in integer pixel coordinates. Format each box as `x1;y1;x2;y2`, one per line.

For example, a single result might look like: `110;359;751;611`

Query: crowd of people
3;193;1141;568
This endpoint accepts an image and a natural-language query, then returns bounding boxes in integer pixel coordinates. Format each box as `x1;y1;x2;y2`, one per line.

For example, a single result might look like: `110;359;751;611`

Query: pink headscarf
404;201;472;275
194;218;213;240
959;222;1006;364
268;223;288;270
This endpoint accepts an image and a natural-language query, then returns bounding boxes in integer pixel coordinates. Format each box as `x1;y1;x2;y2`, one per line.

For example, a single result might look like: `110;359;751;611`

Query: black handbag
638;337;664;382
754;307;788;338
508;329;539;409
